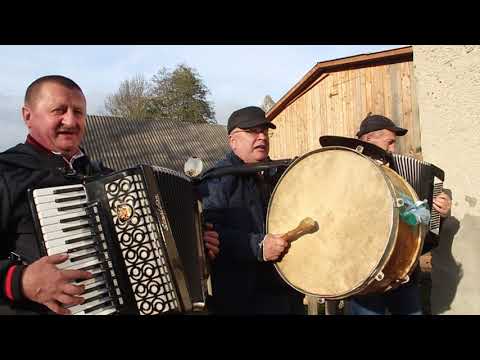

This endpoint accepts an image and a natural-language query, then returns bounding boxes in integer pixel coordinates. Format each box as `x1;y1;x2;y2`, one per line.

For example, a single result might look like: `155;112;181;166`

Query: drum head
267;148;396;298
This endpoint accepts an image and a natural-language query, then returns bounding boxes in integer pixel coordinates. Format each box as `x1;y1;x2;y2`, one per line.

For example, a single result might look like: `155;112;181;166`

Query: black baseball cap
356;114;408;138
227;106;276;134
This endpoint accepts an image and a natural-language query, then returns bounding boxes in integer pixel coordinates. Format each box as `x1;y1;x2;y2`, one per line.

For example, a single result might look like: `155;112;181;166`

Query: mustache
56;126;80;133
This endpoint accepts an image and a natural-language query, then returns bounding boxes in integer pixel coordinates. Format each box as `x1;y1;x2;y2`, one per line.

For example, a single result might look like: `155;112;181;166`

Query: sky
0;45;403;152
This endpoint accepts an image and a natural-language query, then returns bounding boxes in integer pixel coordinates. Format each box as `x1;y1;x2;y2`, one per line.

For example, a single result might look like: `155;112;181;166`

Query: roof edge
266;46;413;121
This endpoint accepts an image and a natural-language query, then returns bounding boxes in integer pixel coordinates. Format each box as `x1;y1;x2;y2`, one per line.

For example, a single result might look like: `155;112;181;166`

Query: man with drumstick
199;106;305;314
345;114;451;315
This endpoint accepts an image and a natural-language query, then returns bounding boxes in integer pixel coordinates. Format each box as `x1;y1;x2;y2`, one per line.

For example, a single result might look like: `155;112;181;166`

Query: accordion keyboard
32;185;121;315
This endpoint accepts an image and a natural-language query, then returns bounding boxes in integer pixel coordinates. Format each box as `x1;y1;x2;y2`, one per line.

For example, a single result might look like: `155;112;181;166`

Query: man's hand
204;223;220;261
21;254;93;315
263;234;291;262
433;191;452;218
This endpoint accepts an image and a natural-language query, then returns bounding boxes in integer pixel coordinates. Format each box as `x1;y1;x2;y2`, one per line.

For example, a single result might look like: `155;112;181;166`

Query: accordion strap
200;159;293;180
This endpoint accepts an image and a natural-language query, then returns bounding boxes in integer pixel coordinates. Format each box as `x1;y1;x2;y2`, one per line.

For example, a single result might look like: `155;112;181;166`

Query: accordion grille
105;173;180;315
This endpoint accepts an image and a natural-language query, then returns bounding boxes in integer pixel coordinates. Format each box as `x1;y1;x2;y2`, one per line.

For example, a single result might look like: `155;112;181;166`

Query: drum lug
374;271;385;282
355;145;364;153
395;198;405;208
398;275;410;284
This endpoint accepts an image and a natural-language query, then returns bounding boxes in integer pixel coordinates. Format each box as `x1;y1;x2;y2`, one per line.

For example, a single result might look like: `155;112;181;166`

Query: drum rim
267;146;400;299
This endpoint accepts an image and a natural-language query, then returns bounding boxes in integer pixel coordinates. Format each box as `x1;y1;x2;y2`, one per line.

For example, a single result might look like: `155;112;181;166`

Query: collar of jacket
226;151;245;166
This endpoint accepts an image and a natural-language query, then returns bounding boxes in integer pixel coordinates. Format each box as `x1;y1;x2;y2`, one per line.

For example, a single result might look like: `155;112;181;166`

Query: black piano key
84;300;113;314
55;195;86;203
58;203;86;212
53;187;84;195
70;251;99;263
80;261;113;273
67;243;95;254
83;292;110;305
65;235;93;244
60;215;89;223
75;270;103;283
84;283;107;295
67;243;96;253
80;263;103;272
62;223;91;232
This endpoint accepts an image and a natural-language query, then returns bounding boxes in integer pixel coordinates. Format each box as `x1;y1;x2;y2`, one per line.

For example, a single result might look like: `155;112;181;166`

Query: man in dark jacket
0;75;112;315
345;114;451;315
200;106;304;315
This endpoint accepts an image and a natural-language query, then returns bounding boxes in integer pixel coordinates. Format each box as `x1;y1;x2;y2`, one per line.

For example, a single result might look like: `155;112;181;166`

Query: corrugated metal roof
82;115;230;173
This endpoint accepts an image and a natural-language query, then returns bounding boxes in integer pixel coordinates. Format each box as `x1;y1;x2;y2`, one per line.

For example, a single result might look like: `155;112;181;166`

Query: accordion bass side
28;165;209;315
390;154;445;238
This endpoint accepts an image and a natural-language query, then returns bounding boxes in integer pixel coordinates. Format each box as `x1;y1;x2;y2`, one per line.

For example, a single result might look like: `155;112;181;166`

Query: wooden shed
266;46;422;160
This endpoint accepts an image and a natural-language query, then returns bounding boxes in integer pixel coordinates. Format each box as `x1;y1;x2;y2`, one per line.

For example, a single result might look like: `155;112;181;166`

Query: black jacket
199;151;303;314
0;142;110;314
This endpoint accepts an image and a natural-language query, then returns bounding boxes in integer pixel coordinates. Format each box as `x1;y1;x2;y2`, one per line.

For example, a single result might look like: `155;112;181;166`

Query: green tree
147;64;216;124
104;64;216;124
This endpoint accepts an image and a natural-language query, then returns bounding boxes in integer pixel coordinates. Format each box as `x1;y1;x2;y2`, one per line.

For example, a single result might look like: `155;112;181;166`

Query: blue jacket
200;151;303;314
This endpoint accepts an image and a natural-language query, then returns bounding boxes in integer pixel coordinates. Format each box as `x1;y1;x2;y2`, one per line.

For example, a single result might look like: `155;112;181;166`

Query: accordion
390;154;445;240
28;164;208;315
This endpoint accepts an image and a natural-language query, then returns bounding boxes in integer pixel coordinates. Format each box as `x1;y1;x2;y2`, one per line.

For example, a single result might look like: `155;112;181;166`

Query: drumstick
281;217;318;243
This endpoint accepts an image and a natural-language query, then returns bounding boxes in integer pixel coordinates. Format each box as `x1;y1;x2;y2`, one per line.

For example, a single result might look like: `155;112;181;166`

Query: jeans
345;282;423;315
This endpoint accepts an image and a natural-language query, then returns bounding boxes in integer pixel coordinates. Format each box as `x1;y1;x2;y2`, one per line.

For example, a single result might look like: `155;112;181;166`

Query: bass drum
266;147;424;299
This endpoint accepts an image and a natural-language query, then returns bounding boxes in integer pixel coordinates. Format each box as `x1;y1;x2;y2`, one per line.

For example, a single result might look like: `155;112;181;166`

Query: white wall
413;45;480;314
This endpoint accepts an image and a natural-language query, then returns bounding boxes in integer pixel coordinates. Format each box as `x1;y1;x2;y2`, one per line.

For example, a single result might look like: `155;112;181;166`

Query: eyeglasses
230;127;272;136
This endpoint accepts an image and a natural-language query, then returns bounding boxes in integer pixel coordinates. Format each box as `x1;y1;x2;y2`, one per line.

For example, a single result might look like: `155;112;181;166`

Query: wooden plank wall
269;60;422;160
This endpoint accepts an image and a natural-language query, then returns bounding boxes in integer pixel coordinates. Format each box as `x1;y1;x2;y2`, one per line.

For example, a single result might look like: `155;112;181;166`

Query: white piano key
37;205;88;219
43;226;93;242
82;287;110;301
75;271;106;288
74;304;114;316
63;258;104;273
57;252;101;270
33;185;85;197
47;238;107;257
94;307;117;315
46;241;96;256
70;296;112;315
39;209;89;226
35;198;87;212
84;279;107;291
80;304;117;316
45;236;95;251
33;191;87;205
41;217;91;234
60;251;111;271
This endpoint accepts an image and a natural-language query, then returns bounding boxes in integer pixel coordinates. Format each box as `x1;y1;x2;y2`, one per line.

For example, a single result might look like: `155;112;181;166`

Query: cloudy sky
0;45;403;152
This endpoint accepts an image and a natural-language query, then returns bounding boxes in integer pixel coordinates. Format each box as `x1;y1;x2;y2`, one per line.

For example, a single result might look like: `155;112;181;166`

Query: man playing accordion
346;114;451;315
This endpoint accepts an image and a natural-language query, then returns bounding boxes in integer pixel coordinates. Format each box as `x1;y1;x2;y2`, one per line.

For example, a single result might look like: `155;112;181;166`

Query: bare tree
261;95;276;112
104;74;150;119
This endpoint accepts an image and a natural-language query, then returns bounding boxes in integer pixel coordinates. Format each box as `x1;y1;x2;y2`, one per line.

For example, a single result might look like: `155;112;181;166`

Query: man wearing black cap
356;114;408;153
345;114;451;315
199;106;305;314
